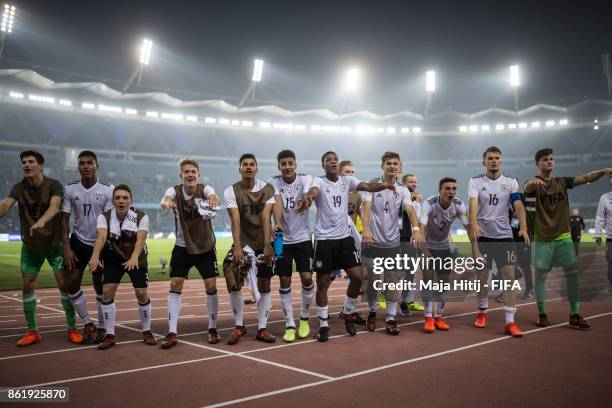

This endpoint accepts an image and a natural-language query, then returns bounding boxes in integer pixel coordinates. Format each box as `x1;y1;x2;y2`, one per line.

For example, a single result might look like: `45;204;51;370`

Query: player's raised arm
0;197;16;218
295;185;319;213
30;195;62;236
357;181;395;192
573;168;612;187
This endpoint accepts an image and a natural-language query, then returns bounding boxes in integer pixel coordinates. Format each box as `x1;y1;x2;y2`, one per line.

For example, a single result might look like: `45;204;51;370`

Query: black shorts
313;236;361;274
169;245;219;279
426;248;453;275
274;240;313;277
68;234;94;272
361;244;401;259
477;236;516;269
253;249;274;279
102;257;149;288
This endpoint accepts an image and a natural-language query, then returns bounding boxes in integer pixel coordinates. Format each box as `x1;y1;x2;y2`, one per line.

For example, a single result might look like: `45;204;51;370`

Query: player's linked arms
295;187;319;214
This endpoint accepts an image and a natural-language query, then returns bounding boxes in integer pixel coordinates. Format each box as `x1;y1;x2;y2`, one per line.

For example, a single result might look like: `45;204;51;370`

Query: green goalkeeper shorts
21;244;64;274
533;237;577;273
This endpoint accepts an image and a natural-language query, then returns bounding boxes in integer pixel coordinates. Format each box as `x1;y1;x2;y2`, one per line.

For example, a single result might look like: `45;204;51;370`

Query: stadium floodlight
459;126;468;132
545;120;555;127
218;118;230;125
469;124;479;132
204;117;217;124
518;122;528;129
0;4;16;58
345;68;360;93
241;120;253;127
412;127;422;133
139;38;153;65
510;64;520;112
9;91;23;98
400;127;411;134
294;124;306;131
426;70;436;93
252;59;264;82
508;123;517;129
125;108;138;115
259;121;271;128
531;121;540;128
59;99;73;107
386;127;396;134
559;118;568;126
481;124;491;131
82;102;95;109
311;124;322;131
495;124;505;131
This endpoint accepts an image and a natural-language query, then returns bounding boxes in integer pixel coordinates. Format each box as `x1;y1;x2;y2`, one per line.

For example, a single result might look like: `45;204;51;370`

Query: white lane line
203;311;612;408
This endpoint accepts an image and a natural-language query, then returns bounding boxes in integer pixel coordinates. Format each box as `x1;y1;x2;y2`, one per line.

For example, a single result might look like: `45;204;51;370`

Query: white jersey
595;191;612;239
312;175;360;240
162;185;216;247
361;177;410;247
267;174;313;244
468;173;519;239
419;195;469;250
62;179;114;246
223;179;275;209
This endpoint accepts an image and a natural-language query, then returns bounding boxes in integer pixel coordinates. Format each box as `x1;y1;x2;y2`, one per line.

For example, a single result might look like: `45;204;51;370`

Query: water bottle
273;227;284;259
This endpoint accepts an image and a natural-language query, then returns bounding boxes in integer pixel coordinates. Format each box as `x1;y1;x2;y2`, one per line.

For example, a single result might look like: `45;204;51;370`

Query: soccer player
224;154;276;345
159;159;220;349
62;151;114;344
525;149;611;328
296;151;395;342
88;185;154;350
419;177;470;333
0;150;81;347
595;181;612;295
468;146;529;337
399;173;425;315
361;152;423;335
268;150;315;342
569;208;585;257
508;189;534;300
339;160;361;226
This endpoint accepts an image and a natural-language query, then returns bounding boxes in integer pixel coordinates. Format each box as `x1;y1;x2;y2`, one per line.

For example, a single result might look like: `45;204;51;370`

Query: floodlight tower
0;4;16;59
122;38;153;93
424;70;436;116
339;67;359;113
239;59;264;107
510;64;520;112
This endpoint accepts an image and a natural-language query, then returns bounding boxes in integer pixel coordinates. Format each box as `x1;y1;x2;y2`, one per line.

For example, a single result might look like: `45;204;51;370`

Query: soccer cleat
227;326;247;345
385;320;400;336
94;328;106;344
161;332;178;349
143;330;157;345
350;312;367;325
408;302;425;312
569;314;591;330
208;328;220;344
315;327;329;342
474;312;488;328
17;331;41;347
367;311;377;332
521;289;534;300
97;334;116;350
282;327;296;343
82;323;96;345
340;313;357;336
399;302;412;317
536;313;550;327
423;317;436;334
297;317;310;339
505;322;523;337
256;328;276;343
68;328;84;344
434;317;450;331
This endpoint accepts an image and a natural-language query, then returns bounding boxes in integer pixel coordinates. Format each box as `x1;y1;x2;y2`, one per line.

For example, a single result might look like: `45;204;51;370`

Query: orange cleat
423;317;436;334
17;331;41;347
505;322;523;337
68;328;84;344
474;312;488;328
434;317;450;331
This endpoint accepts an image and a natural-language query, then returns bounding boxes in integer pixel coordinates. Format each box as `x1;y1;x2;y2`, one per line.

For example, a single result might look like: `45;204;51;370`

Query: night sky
3;0;612;113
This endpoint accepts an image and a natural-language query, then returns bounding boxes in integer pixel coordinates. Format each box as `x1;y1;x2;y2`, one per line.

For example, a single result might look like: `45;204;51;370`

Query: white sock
279;288;295;328
138;299;152;332
257;291;272;330
96;295;105;328
343;296;358;315
167;291;181;334
300;283;314;319
229;291;244;326
423;290;433;318
206;291;219;330
317;306;329;328
386;301;398;321
368;296;377;313
478;298;488;313
435;292;446;318
101;300;116;336
69;290;92;325
504;306;516;324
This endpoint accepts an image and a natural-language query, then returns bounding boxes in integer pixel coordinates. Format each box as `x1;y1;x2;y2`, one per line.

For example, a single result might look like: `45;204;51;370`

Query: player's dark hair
78;150;98;163
482;146;502;160
535;148;554;163
321;151;337;165
239;153;257;167
113;184;132;199
19;150;44;165
438;177;457;189
381;151;400;165
277;150;296;162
